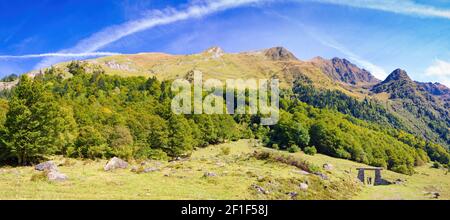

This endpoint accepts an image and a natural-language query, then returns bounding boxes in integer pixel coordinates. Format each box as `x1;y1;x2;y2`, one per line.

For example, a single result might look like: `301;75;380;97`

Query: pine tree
3;75;65;165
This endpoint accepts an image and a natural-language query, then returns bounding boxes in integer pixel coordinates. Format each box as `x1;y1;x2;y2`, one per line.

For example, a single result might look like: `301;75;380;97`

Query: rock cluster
34;161;68;182
104;157;128;171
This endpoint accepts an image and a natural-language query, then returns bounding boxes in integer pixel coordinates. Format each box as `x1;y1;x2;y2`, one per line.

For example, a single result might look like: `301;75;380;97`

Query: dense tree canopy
0;63;448;175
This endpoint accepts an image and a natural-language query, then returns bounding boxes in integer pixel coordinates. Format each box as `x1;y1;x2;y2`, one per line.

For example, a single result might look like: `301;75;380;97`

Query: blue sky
0;0;450;86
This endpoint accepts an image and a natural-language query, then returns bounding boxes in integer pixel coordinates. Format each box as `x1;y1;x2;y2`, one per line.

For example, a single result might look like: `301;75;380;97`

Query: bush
287;145;300;153
220;146;231;155
432;162;441;169
304;146;317;155
272;144;279;150
252;150;319;173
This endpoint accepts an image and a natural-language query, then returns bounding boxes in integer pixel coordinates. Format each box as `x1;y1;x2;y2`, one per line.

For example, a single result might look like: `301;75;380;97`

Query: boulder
292;170;310;175
47;170;68;182
252;184;268;194
143;167;159;173
203;172;217;177
314;172;329;180
104;157;128;171
288;192;298;198
299;183;309;191
35;161;58;172
323;163;334;171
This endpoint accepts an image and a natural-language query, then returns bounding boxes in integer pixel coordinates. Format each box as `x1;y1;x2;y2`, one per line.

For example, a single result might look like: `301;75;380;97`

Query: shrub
272;144;279;150
252;150;319;173
87;145;110;159
287;145;300;153
432;162;441;169
304;146;317;155
220;146;231;156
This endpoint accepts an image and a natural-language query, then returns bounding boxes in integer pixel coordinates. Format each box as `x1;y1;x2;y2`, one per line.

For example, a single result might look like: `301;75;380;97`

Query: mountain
372;69;417;99
263;46;298;61
371;69;450;147
311;57;380;86
3;46;449;148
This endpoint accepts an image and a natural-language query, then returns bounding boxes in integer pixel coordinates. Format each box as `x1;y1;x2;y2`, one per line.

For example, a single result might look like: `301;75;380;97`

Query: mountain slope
311;57;380;86
10;46;450;148
371;69;450;147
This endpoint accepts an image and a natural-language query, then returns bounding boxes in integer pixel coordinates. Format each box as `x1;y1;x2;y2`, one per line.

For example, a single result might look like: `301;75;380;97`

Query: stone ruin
356;167;383;186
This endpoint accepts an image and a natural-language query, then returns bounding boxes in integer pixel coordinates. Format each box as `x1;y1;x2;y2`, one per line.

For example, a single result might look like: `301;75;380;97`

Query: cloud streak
0;52;121;59
309;0;450;19
267;11;387;79
317;37;388;79
35;0;266;69
6;0;449;72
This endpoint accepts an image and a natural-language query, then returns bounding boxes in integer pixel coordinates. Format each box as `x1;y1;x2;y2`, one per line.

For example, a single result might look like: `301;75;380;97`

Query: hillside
371;69;450;147
0;140;447;200
37;46;446;148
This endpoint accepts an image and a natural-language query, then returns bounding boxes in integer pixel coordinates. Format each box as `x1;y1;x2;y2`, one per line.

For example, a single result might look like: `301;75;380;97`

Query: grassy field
0;140;448;200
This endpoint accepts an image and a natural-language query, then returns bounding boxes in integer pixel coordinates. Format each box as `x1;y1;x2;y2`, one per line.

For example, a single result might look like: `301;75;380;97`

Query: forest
0;62;448;175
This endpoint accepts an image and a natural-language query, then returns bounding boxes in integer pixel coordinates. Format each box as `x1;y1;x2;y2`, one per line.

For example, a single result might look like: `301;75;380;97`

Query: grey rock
323;163;334;171
143;167;159;173
299;183;309;191
288;192;298;198
47;170;68;182
292;170;310;175
104;157;128;171
252;184;268;194
203;172;217;177
35;161;58;172
314;172;329;180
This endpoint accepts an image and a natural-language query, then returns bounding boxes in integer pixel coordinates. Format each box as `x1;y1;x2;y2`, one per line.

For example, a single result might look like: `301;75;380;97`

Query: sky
0;0;449;86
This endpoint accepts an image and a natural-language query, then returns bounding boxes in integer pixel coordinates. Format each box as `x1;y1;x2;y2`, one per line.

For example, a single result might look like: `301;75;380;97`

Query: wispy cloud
309;0;450;19
35;0;267;69
6;0;450;73
425;59;450;87
317;37;388;79
0;52;121;59
267;11;387;79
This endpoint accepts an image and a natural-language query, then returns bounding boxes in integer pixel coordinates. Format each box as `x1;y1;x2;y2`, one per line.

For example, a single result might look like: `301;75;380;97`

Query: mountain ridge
3;46;449;147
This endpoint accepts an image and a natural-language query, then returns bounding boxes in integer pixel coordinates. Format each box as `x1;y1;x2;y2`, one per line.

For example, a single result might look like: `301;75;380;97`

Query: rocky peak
263;47;298;61
203;46;224;58
384;69;412;83
372;69;417;99
310;57;380;85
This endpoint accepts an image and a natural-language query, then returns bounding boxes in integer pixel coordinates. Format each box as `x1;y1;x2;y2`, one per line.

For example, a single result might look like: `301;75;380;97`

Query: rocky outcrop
310;57;380;85
35;161;58;171
203;46;224;59
0;80;18;91
263;47;298;61
104;157;129;171
34;161;68;182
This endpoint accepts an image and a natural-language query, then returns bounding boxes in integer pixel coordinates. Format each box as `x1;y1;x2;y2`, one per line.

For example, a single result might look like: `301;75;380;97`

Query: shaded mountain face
371;69;450;147
310;57;380;86
371;69;417;99
263;47;298;61
417;82;450;102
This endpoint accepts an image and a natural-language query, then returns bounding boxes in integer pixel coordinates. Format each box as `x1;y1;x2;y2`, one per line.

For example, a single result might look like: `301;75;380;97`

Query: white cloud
310;0;450;19
5;0;449;75
0;52;121;59
426;59;450;77
35;0;267;69
425;59;450;87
